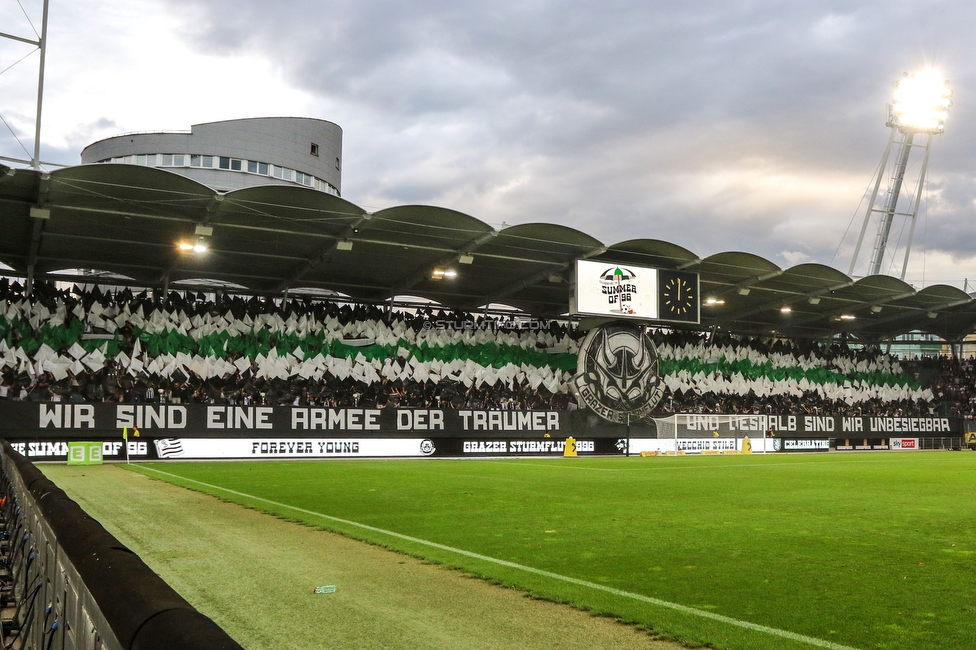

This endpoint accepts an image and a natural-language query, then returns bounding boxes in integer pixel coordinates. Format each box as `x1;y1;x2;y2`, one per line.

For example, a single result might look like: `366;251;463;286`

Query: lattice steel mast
849;71;952;279
0;0;50;169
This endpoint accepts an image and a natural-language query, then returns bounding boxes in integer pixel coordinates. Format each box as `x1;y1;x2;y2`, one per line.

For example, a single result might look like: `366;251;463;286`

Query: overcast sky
2;1;975;289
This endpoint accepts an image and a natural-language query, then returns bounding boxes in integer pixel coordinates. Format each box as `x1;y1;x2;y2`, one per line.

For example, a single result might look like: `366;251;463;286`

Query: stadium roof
2;162;976;341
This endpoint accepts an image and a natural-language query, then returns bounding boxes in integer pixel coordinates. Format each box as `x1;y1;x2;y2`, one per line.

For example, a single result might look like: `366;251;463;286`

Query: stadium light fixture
871;305;883;313
458;254;475;264
737;288;750;296
927;311;938;319
839;314;856;321
431;268;457;280
780;306;792;314
850;69;952;280
336;240;353;251
889;70;952;135
178;237;208;254
808;297;821;305
705;297;725;306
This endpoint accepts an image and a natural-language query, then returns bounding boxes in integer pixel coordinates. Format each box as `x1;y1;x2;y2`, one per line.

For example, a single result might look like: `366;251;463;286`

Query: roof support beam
24;174;51;295
711;280;855;327
783;289;918;331
474;246;606;309
709;269;784;298
273;212;372;293
389;229;498;296
158;195;226;287
847;296;974;334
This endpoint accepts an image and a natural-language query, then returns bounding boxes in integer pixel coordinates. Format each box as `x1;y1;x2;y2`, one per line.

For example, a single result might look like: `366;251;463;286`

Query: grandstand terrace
0;280;955;419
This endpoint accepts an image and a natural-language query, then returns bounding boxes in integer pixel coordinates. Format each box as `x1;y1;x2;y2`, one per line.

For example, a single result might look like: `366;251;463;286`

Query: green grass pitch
128;452;976;650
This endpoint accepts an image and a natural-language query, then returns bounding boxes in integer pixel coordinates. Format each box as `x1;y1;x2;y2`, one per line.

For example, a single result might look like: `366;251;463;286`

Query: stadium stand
0;279;961;418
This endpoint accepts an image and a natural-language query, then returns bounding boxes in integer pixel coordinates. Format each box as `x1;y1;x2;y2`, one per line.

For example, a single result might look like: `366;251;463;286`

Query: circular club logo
419;439;436;456
572;323;663;423
599;267;637;314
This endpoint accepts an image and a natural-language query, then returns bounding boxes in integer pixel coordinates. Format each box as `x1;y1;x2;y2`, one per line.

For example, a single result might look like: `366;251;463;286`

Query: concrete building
81;117;342;195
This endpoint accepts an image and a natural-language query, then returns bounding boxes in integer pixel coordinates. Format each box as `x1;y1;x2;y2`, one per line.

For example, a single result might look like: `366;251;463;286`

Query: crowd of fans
0;279;971;418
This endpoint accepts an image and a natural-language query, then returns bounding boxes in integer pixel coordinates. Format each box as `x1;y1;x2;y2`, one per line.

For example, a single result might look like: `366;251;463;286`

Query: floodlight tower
0;0;50;170
849;71;952;279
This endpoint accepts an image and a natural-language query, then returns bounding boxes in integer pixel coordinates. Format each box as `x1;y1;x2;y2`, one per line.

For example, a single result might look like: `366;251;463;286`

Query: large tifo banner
668;414;963;437
0;402;568;438
0;403;964;460
0;401;630;460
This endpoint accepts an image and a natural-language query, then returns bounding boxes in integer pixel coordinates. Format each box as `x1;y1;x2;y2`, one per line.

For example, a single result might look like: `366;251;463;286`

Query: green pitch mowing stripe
139;464;858;650
44;464;688;650
130;453;976;650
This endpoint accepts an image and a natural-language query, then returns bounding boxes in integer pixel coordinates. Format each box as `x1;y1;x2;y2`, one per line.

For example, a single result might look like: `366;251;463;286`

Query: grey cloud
154;1;976;279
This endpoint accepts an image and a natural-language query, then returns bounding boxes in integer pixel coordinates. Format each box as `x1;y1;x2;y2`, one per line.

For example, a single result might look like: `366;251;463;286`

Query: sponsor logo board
890;438;918;450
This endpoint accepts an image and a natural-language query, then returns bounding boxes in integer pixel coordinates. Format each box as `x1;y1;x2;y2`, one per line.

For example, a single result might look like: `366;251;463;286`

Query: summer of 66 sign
572;260;699;324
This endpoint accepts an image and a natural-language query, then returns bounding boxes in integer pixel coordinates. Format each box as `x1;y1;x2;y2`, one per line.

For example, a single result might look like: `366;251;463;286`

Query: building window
336;156;340;170
173;154;185;166
162;154;173;166
202;155;213;168
219;156;230;170
310;143;319;156
230;159;242;171
258;162;269;175
247;160;258;173
190;155;201;167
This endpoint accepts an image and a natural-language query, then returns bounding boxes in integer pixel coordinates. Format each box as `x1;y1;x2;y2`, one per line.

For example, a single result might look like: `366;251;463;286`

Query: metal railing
0;441;244;650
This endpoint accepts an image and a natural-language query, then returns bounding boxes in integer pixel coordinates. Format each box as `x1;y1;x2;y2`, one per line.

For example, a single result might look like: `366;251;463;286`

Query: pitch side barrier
645;414;965;454
0;402;964;459
0;441;244;650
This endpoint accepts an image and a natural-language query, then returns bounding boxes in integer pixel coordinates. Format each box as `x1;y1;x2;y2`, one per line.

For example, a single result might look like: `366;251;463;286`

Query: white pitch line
138;466;860;650
496;457;909;472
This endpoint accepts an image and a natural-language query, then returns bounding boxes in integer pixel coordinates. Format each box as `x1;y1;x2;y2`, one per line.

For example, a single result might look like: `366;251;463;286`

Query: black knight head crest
572;323;663;423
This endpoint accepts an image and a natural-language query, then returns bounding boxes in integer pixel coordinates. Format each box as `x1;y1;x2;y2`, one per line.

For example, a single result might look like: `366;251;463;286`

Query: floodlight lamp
871;305;883;313
737;287;751;296
889;70;952;134
705;297;725;306
179;233;209;253
839;314;856;321
431;268;457;280
927;311;938;319
458;254;475;264
780;306;792;314
336;240;353;251
808;297;821;305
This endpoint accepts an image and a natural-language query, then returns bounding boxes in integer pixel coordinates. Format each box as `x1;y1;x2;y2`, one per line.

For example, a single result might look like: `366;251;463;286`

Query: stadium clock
657;270;699;323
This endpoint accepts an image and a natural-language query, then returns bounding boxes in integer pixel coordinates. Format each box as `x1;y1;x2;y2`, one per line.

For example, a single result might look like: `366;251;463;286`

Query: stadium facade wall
80;117;343;194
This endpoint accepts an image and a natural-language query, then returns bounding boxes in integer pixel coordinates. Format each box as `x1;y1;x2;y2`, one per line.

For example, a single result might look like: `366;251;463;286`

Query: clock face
657;271;699;322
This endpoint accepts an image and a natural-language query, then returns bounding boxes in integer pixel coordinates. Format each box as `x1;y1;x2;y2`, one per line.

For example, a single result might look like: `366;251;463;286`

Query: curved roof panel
1;163;975;340
598;239;699;269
